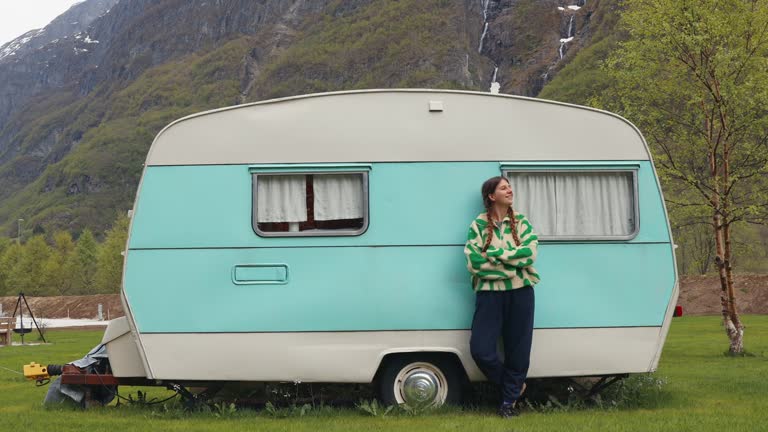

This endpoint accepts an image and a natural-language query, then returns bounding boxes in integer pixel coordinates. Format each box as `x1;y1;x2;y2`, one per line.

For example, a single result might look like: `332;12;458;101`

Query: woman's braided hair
481;176;522;252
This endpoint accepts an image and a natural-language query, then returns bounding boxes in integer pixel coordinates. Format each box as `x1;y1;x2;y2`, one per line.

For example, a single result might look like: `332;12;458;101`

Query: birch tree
7;235;52;295
94;214;129;293
603;0;768;353
73;229;99;294
0;242;21;296
43;231;77;296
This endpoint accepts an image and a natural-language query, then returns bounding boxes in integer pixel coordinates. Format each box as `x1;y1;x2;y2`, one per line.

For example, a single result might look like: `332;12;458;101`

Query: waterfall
478;22;489;53
489;66;500;93
478;0;497;91
556;2;582;61
559;37;574;59
478;0;491;53
542;64;556;82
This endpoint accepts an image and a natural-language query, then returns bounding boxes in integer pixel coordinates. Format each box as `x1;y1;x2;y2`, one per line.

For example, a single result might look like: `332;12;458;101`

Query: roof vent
428;101;444;112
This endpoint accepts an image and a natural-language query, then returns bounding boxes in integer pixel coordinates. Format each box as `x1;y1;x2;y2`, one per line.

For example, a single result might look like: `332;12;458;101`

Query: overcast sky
0;0;83;46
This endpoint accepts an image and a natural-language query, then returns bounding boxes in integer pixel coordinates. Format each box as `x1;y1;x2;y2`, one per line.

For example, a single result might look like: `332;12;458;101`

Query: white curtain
313;174;364;221
507;171;634;237
256;175;307;223
507;173;557;235
556;172;633;236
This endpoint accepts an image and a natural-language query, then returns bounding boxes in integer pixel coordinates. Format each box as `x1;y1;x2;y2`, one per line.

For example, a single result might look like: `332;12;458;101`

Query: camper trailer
37;90;679;407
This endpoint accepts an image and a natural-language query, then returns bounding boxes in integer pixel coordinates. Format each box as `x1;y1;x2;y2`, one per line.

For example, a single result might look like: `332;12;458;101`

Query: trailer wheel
377;354;464;407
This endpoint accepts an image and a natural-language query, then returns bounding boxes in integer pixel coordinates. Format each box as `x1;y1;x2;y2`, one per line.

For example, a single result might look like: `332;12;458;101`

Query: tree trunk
709;144;744;354
718;110;743;353
713;212;731;336
721;133;743;353
713;217;742;353
722;222;744;353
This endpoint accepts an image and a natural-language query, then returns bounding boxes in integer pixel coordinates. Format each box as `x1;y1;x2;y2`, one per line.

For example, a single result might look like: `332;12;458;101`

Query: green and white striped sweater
464;211;540;291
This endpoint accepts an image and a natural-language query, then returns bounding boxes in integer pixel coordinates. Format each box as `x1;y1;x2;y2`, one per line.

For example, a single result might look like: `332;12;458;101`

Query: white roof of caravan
146;89;650;166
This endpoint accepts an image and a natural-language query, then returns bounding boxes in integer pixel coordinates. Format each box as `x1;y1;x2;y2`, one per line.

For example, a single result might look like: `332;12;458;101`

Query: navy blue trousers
469;286;535;403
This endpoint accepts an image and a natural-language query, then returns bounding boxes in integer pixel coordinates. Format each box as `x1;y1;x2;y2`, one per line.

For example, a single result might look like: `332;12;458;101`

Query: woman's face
489;179;513;207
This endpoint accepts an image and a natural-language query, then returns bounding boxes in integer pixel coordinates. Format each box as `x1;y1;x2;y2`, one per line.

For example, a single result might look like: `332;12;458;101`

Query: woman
464;176;540;418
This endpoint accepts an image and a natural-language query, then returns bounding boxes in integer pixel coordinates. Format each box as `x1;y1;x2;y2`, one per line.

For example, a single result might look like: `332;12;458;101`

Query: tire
377;354;465;407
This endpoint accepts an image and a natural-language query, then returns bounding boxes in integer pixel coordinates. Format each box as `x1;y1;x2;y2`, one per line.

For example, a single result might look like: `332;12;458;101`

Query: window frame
502;166;640;241
250;165;370;238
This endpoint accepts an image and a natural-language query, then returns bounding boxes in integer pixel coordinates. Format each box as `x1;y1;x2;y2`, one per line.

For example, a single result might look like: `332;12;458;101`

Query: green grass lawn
1;316;767;431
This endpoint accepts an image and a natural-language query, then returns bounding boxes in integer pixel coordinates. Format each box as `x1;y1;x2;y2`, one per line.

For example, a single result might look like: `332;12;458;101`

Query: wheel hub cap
402;371;439;405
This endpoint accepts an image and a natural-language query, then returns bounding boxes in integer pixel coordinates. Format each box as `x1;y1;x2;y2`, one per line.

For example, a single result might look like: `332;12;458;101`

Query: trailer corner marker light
23;362;50;381
674;306;683;317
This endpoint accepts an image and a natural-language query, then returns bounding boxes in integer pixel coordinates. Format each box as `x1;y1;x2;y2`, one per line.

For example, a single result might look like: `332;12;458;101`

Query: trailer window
505;170;637;239
253;172;368;236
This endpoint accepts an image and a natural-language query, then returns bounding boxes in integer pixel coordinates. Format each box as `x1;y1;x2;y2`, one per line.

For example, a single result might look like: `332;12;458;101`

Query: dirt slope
0;294;123;320
678;274;768;316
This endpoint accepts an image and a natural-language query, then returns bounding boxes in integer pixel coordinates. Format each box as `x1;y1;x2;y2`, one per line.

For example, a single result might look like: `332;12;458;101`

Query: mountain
0;0;120;126
0;0;617;237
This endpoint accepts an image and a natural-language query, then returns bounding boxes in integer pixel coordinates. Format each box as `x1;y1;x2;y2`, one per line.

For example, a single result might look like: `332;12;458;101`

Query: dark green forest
0;213;127;296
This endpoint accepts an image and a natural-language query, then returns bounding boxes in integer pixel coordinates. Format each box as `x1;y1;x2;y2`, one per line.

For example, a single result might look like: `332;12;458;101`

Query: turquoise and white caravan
101;89;678;407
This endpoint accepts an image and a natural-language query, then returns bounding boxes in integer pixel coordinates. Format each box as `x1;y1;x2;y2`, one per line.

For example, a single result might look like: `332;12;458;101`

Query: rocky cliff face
0;0;119;128
0;0;614;235
473;0;603;96
77;0;333;91
0;0;118;64
0;0;326;136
